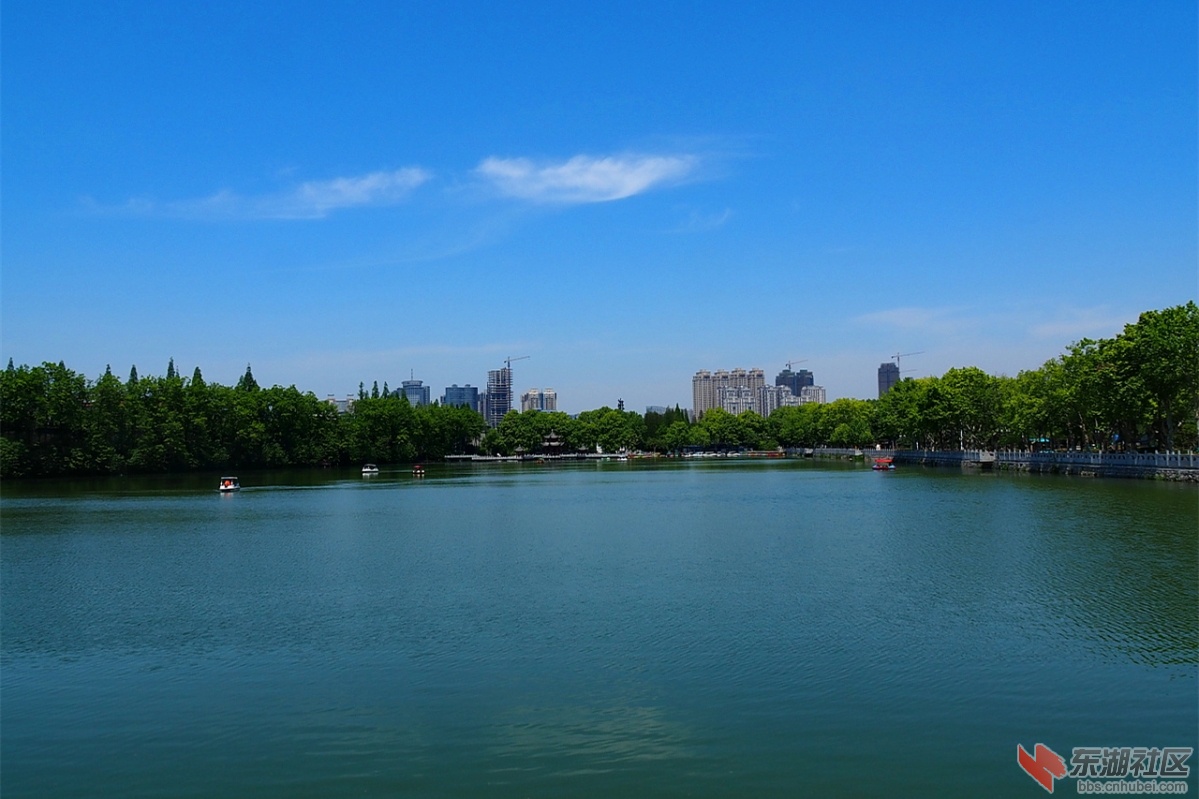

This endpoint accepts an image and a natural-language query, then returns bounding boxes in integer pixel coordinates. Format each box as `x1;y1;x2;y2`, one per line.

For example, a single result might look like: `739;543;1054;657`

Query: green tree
873;378;928;447
237;364;259;392
572;407;643;453
938;367;1003;448
128;371;191;471
660;420;692;453
345;395;416;463
1117;302;1199;449
697;407;746;449
770;403;822;448
818;398;874;448
84;365;130;472
737;411;771;449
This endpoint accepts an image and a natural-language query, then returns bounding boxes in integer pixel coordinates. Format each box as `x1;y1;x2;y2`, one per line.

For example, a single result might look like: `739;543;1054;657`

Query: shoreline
801;447;1199;482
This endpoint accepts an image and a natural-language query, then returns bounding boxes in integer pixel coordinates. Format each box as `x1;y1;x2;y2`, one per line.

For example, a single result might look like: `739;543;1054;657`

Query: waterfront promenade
806;447;1199;481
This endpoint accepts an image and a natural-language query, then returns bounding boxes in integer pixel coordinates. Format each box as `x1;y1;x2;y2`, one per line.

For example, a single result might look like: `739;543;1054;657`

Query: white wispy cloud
475;153;697;204
100;168;432;220
853;306;969;335
669;207;733;233
1027;306;1133;341
265;342;541;394
846;304;1143;381
286;169;431;216
856;304;1137;344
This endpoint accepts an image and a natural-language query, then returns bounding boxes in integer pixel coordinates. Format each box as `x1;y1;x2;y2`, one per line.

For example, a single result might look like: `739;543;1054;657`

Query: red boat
872;457;895;471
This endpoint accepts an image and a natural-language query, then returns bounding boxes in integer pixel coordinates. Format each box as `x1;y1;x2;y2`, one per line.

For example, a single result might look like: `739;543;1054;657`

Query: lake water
2;461;1196;797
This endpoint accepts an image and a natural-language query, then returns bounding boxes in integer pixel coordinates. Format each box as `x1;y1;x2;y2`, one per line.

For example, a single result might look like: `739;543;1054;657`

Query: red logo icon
1018;743;1068;793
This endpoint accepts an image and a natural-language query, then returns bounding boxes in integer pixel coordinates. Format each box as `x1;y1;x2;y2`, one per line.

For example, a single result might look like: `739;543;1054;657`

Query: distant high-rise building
799;386;826;404
757;384;799;416
443;384;481;413
878;363;900;397
645;405;669;415
486;367;513;426
775;368;814;397
692;367;766;418
520;388;557;412
719;386;756;415
692;370;715;418
401;378;431;407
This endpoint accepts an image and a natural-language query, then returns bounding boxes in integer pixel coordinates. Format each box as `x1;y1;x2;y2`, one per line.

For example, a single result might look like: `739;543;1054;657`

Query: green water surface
2;461;1196;797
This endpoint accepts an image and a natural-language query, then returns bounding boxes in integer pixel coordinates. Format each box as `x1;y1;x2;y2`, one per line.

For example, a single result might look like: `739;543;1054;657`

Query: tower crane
785;358;809;371
892;351;925;373
505;355;530;370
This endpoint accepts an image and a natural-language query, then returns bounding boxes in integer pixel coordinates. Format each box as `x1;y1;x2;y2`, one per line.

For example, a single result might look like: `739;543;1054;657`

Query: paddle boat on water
362;463;380;476
218;476;241;492
871;457;895;471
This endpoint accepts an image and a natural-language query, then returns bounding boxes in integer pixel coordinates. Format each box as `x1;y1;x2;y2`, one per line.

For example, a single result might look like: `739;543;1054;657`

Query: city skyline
692;365;827;419
3;2;1194;414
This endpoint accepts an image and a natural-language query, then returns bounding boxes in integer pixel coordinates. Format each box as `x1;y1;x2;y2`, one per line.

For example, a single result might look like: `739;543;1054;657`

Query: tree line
2;303;1194;477
0;362;486;478
479;303;1197;455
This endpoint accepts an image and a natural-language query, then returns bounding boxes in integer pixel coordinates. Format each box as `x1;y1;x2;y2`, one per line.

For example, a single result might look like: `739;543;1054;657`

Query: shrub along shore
2;303;1194;479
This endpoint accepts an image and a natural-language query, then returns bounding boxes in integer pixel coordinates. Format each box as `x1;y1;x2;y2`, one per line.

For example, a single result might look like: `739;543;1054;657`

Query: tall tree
1119;302;1199;449
237;364;259;392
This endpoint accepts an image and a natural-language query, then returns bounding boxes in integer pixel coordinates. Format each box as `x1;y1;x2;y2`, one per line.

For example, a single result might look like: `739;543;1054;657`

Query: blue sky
3;1;1195;413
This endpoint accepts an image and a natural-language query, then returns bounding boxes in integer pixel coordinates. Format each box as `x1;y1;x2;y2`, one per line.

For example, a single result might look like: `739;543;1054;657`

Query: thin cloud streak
98;168;432;220
853;306;969;335
287;169;431;217
266;342;543;395
857;305;1138;342
669;207;732;233
1027;306;1135;341
277;343;539;373
475;153;697;204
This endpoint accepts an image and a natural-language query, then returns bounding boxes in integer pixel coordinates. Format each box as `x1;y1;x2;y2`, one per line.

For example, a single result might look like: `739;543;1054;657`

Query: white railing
799;448;1197;471
994;450;1197;469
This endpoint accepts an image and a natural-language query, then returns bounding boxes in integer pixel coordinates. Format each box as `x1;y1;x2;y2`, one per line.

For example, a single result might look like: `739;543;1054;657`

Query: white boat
362;464;380;476
218;476;240;492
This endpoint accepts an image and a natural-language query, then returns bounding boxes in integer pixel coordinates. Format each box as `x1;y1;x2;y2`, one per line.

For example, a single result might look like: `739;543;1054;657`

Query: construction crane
892;351;925;373
505;355;530;370
785;358;809;371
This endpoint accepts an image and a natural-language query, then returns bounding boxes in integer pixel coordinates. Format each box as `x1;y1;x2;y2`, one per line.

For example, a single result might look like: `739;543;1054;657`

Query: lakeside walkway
805;447;1199;481
447;447;1198;481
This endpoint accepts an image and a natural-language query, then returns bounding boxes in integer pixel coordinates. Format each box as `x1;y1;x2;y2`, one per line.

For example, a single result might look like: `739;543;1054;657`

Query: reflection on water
2;462;1195;797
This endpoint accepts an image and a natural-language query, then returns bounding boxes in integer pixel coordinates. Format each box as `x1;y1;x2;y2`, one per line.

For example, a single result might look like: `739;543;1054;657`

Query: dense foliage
0;362;486;478
2;303;1194;477
872;302;1199;451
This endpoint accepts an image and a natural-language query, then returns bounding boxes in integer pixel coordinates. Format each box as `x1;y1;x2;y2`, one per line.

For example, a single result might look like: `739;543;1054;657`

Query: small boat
412;464;425;477
872;457;895;471
218;476;241;492
362;463;380;476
